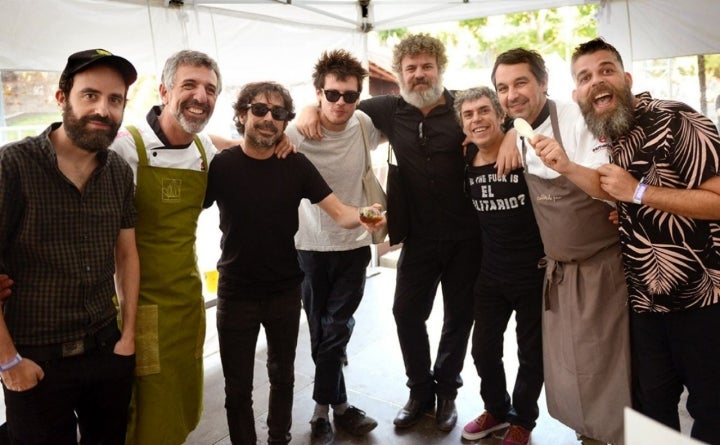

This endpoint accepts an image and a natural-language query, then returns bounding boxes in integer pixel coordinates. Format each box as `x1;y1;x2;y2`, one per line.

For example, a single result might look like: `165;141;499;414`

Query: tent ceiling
178;0;594;32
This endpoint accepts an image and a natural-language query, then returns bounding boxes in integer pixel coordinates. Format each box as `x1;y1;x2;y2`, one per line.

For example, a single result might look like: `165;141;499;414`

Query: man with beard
0;49;139;444
297;32;481;433
110;49;222;445
543;37;720;445
204;81;385;445
491;48;631;445
286;50;382;444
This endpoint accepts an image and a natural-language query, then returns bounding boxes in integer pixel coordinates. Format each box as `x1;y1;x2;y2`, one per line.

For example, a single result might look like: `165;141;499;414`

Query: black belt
17;322;120;362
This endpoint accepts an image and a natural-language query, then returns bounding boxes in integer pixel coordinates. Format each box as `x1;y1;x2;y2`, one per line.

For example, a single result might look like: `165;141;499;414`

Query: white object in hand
513;118;535;139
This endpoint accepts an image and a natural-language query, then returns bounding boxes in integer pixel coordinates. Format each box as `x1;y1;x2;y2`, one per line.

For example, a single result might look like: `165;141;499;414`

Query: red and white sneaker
461;411;510;441
502;424;532;445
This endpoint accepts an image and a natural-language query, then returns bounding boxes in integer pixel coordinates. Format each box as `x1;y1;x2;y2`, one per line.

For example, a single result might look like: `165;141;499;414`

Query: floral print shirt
611;92;720;313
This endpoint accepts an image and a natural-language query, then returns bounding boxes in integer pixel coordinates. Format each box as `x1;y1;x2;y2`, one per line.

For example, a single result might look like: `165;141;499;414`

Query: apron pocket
135;304;161;376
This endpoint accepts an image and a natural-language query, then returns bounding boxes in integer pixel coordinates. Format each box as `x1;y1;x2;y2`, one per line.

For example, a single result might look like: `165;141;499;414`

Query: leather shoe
435;398;458;431
393;397;434;428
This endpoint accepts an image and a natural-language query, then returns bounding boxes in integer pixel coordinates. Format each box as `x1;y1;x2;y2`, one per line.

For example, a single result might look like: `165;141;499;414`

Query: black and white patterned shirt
0;123;137;345
612;92;720;313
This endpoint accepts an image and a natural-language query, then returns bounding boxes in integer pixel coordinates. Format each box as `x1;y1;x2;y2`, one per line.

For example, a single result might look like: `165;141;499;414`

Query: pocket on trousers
134;305;160;376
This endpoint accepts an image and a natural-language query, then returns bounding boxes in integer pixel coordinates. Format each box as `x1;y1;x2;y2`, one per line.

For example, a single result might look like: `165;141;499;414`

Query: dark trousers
393;235;481;401
471;270;544;431
4;329;134;445
216;287;301;445
298;247;370;406
632;304;720;445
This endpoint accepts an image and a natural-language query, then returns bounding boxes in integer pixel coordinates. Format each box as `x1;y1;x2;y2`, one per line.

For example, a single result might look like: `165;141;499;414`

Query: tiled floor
184;266;640;445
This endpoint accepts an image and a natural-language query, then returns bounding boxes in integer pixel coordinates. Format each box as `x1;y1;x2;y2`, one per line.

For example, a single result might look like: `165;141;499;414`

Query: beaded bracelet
0;353;22;372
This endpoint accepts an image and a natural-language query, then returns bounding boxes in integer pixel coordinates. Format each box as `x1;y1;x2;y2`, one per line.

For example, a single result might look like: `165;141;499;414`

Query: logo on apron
162;178;182;202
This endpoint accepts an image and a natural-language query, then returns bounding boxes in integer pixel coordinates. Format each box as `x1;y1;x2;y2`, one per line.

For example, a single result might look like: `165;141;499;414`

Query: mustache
81;114;116;127
181;99;210;113
411;78;429;87
255;123;278;133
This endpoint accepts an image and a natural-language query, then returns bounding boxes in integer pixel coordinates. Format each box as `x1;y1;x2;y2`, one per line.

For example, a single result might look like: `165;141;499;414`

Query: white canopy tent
1;0;718;86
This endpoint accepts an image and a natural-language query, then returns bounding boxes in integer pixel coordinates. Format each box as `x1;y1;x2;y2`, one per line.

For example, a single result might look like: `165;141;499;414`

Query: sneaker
310;417;334;445
461;411;510;441
334;405;378;435
502;425;532;445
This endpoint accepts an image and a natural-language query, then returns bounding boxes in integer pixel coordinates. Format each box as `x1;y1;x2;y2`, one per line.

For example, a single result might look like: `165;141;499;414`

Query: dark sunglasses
245;103;295;121
322;89;360;103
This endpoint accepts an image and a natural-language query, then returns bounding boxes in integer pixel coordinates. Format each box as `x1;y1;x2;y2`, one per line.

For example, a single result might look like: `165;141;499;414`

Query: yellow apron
125;127;208;445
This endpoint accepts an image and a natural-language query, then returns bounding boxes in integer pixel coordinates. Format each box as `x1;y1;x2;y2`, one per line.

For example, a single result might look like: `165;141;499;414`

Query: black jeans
4;327;134;445
471;270;544;431
632;304;720;445
216;287;301;445
298;247;370;406
392;235;481;401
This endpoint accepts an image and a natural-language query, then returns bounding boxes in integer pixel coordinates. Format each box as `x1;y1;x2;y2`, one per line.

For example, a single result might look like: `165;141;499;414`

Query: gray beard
580;88;636;141
400;77;444;109
175;110;209;134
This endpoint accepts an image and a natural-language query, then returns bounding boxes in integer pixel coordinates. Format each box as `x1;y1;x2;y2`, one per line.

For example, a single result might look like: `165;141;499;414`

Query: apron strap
521;100;566;170
127;126;148;167
126;126;208;173
548;100;566;149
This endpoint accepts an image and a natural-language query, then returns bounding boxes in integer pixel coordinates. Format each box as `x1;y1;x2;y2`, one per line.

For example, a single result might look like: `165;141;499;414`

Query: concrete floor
184;266;669;445
0;265;694;444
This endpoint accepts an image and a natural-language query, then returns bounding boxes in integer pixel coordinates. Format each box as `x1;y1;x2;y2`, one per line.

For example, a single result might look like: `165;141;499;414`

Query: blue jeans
298;247;370;405
471;270;544;431
4;326;134;445
632;303;720;444
216;287;302;445
393;236;481;401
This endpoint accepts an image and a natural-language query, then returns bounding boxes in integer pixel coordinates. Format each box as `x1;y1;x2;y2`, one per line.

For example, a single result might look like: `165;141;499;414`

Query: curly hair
312;49;368;92
232;81;294;135
491;48;548;89
391;33;448;76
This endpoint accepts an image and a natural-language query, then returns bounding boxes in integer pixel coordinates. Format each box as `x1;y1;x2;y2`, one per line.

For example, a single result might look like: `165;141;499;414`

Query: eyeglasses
321;89;360;103
245;103;295;121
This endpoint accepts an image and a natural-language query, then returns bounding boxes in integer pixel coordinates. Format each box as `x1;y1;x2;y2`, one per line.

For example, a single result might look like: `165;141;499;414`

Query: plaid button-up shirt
0;123;137;345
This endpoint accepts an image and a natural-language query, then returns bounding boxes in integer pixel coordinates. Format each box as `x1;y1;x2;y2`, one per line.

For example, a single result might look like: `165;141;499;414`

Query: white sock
312;404;329;421
332;402;349;415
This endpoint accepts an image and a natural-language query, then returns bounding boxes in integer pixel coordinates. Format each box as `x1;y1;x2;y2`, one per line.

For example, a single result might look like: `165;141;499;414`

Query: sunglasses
245;103;295;121
322;89;360;103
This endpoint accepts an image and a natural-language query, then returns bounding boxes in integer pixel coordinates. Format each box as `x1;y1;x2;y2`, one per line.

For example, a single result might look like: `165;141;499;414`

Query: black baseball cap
59;49;138;90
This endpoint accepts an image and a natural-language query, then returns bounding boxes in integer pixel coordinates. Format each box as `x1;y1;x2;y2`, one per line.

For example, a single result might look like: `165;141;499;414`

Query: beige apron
125;127;208;445
523;103;632;444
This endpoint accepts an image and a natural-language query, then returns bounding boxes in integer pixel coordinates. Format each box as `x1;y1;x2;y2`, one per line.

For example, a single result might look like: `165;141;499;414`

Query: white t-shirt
287;110;382;252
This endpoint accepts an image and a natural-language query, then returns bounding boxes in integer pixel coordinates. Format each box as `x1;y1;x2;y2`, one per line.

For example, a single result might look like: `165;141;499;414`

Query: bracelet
633;181;648;204
0;353;22;372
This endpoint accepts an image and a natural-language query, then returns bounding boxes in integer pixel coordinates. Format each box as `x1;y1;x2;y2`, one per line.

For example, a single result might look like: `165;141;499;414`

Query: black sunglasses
245;103;295;121
322;89;360;103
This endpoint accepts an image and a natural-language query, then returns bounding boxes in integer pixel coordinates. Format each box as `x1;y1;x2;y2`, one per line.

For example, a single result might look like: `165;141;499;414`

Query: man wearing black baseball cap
60;48;137;91
0;49;139;444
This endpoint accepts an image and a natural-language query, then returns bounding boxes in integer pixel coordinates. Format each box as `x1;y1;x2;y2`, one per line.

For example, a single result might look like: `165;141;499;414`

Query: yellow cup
204;270;219;293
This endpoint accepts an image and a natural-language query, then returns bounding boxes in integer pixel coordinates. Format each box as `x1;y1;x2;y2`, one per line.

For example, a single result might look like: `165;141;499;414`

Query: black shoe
310;417;334;445
393;397;434;428
435;398;458;431
334;405;378;435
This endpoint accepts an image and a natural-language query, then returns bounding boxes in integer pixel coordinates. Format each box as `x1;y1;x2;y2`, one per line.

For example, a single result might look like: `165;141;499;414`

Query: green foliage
460;5;598;59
